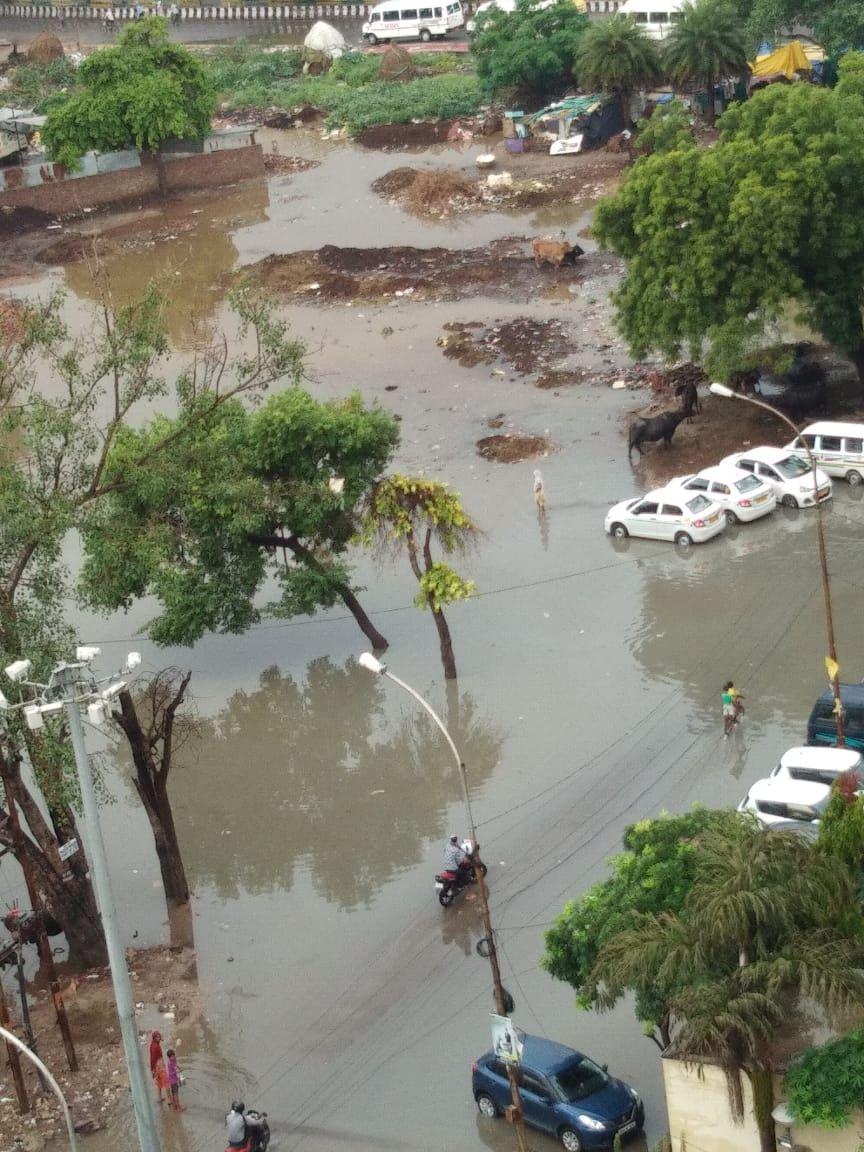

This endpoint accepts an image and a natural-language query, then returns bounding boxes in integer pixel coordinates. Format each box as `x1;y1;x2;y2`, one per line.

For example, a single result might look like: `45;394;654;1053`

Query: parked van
362;0;464;43
807;684;864;752
787;421;864;486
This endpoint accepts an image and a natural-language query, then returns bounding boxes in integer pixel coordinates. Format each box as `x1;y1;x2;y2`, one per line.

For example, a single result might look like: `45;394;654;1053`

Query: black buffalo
674;381;700;421
628;409;688;461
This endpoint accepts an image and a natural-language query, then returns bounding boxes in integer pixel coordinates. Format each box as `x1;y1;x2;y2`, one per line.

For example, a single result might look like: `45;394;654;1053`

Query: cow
628;409;688;462
674;380;700;421
532;238;585;268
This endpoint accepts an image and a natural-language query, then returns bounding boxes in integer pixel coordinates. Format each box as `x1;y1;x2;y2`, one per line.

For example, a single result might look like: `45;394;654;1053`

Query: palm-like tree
663;0;748;124
573;15;662;125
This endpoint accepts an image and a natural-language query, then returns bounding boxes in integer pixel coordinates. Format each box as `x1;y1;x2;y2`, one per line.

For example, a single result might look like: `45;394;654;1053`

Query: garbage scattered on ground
438;318;572;376
476;433;553;463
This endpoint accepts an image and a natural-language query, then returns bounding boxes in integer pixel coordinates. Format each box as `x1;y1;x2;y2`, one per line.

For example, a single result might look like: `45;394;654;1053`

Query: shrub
785;1029;864;1128
323;74;483;131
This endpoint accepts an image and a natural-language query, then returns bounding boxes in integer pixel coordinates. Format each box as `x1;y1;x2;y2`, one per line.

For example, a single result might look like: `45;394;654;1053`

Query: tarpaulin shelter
523;94;625;151
750;40;811;82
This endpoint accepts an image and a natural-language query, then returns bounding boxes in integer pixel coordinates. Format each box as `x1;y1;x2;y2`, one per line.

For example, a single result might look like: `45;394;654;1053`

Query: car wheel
476;1093;500;1119
611;522;628;539
420;27;432;40
781;493;799;509
725;510;738;526
848;470;863;487
365;32;378;44
559;1127;583;1152
674;531;693;547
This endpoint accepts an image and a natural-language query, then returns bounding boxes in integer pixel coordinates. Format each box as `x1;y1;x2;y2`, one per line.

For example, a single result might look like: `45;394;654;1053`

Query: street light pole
358;654;529;1152
0;1023;78;1151
709;383;844;744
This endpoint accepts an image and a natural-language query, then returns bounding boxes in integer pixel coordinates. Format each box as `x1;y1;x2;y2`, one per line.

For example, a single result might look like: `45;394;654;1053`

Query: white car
604;486;726;546
668;465;776;526
721;446;832;509
738;776;831;837
466;0;515;33
769;745;863;788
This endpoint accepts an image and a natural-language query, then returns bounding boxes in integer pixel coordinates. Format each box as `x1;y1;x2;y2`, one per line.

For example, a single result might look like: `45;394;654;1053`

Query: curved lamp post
709;382;844;743
357;654;528;1152
0;1025;78;1151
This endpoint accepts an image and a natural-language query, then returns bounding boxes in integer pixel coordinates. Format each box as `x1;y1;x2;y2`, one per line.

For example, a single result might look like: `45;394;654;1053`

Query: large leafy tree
471;0;589;107
573;15;662;124
663;0;748;124
43;17;215;168
747;0;864;56
594;57;864;390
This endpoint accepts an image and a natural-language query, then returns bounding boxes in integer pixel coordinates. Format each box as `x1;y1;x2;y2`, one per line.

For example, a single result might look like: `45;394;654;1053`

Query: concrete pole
58;673;161;1152
0;1023;77;1150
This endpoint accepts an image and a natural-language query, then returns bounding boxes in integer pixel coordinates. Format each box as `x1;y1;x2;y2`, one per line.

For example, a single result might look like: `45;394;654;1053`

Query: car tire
674;531;692;547
848;470;863;487
611;523;628;539
559;1127;583;1152
781;493;799;509
476;1093;500;1119
725;510;739;526
365;32;378;43
420;27;432;40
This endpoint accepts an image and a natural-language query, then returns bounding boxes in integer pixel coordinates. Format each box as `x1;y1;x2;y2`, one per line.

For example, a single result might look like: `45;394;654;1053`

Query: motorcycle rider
443;835;473;887
226;1100;263;1152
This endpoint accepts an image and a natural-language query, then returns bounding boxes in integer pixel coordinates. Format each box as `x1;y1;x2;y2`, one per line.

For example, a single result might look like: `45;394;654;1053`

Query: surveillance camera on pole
5;659;32;683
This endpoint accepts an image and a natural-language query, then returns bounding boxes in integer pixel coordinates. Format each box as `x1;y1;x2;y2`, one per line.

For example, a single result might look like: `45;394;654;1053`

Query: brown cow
532;238;584;268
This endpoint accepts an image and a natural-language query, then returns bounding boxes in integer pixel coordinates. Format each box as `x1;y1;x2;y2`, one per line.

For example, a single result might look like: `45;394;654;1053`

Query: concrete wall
663;1057;864;1152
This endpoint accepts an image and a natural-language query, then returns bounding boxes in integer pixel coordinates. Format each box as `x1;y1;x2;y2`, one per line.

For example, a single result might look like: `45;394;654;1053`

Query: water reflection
172;658;502;909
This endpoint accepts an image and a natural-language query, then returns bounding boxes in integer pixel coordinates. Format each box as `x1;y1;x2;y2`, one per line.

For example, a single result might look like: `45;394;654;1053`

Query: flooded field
3;125;864;1152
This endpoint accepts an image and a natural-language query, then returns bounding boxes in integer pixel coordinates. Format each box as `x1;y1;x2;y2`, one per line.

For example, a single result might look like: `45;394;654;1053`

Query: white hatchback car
721;447;832;509
769;745;863;787
604;486;725;546
738;776;831;836
669;465;776;525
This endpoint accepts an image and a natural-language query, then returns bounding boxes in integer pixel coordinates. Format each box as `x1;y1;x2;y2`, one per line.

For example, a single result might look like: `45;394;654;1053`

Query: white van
786;421;864;486
362;0;464;43
617;0;686;39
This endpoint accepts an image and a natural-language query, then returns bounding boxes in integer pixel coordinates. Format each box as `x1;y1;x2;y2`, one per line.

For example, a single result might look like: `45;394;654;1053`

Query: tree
594;58;864;390
662;0;748;125
747;0;864;57
636;98;696;155
579;818;864;1152
42;17;215;169
785;1028;864;1129
573;15;662;125
471;0;589;107
79;388;399;651
543;808;725;1049
361;476;477;680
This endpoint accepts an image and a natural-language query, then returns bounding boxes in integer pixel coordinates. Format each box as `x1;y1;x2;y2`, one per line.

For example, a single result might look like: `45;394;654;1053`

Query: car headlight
627;1086;641;1103
576;1115;607;1131
799;484;812;492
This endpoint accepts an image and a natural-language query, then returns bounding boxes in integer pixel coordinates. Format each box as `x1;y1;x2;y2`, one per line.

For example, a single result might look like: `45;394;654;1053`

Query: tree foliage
785;1028;864;1128
747;0;864;56
662;0;748;123
573;15;662;121
637;98;696;155
595;59;864;386
42;17;215;168
472;0;589;106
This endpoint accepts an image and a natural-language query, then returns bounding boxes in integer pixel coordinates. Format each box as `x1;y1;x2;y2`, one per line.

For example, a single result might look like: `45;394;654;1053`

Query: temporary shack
523;94;625;154
749;40;811;84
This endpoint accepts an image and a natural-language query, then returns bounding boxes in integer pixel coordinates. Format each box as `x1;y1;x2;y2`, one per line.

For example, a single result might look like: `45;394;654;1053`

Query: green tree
636;98;696;155
594;58;864;390
42;17;215;169
818;772;864;894
573;15;662;124
662;0;748;124
472;0;589;107
785;1028;864;1128
747;0;864;56
361;476;477;680
544;808;725;1048
581;818;864;1152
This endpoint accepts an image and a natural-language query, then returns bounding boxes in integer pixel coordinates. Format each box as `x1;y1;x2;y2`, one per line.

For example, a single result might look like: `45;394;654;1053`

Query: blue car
472;1034;644;1151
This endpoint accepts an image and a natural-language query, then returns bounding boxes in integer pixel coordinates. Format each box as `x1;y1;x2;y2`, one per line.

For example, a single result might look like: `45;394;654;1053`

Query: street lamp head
24;704;43;731
709;382;735;399
358;652;386;675
75;645;101;663
4;659;31;683
101;680;127;701
87;700;107;727
123;652;142;673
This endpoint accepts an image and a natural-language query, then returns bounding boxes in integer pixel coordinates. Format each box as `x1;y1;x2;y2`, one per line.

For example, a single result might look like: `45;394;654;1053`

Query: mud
535;367;591;389
355;112;499;150
439;317;572;376
262;153;321;174
476;432;553;462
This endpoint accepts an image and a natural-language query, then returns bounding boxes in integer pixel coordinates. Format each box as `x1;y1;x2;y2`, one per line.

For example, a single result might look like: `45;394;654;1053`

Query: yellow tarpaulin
750;41;812;79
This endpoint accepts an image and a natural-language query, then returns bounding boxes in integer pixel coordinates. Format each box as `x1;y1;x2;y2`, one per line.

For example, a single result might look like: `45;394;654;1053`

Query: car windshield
553;1057;608;1102
685;494;712;513
734;474;762;493
776;455;810;479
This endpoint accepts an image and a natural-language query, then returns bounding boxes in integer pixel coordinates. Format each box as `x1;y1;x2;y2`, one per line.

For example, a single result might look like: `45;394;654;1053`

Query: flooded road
4;131;864;1152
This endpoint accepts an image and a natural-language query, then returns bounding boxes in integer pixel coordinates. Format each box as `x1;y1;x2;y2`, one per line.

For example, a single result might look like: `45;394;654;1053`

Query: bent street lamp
0;1025;78;1151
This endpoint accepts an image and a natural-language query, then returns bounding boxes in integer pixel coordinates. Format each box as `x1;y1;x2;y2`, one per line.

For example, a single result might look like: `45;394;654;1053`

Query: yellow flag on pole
825;656;839;682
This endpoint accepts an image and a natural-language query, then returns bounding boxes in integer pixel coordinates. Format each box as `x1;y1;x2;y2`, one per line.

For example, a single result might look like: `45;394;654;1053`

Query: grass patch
7;57;76;113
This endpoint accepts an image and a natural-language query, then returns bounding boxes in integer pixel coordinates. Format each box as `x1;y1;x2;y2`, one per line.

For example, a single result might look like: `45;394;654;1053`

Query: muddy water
4;134;864;1152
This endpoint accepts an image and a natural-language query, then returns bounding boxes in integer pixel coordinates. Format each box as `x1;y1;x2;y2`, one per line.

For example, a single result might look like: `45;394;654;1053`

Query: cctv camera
87;700;106;727
123;652;142;673
75;646;101;663
4;659;32;683
24;705;43;731
101;680;127;701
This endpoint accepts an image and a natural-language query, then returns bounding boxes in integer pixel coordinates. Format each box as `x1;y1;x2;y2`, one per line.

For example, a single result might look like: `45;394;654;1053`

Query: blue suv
472;1034;644;1151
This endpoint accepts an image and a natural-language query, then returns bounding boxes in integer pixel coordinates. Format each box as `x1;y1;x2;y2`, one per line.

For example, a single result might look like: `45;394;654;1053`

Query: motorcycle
225;1111;270;1152
435;839;487;908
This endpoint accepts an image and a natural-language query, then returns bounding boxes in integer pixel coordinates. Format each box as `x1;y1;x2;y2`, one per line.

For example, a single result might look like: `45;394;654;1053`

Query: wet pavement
3;130;864;1152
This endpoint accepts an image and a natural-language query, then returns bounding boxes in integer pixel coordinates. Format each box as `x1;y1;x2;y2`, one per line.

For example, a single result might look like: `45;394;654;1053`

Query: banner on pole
490;1014;524;1064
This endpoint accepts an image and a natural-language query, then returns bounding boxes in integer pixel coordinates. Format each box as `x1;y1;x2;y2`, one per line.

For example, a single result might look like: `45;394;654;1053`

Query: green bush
205;45;302;96
785;1029;864;1128
323;74;484;131
9;57;76;105
329;51;382;86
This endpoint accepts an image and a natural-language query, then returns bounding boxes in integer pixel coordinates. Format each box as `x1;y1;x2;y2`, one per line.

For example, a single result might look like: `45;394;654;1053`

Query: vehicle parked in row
770;745;863;787
668;465;776;525
362;0;463;43
738;775;831;837
721;447;832;509
787;421;864;486
604;486;725;546
807;684;864;751
473;1034;644;1150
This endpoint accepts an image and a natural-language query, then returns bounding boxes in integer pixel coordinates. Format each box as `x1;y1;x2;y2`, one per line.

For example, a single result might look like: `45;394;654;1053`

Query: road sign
58;839;79;862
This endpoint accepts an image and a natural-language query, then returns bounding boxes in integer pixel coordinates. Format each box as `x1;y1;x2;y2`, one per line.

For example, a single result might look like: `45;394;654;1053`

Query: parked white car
604;486;725;546
738;776;831;836
668;465;776;525
770;745;863;788
466;0;515;33
721;446;832;509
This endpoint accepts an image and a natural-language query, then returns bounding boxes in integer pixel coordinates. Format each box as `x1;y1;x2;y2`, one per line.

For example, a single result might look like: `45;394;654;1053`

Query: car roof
697;464;764;482
748;776;831;804
728;446;794;464
814;683;864;709
799;421;864;438
519;1034;582;1073
779;746;862;771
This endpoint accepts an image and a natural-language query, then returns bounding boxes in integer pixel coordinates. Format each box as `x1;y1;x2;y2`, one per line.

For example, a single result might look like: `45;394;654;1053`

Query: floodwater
4;128;864;1152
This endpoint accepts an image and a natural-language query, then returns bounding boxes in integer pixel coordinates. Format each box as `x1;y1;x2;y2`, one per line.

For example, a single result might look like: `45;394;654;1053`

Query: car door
756;462;782;493
658;502;684;541
628;500;660;539
518;1069;557;1134
708;481;731;510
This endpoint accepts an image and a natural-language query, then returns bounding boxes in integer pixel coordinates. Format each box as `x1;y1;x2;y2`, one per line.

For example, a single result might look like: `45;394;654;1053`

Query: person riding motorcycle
226;1101;264;1152
442;835;473;887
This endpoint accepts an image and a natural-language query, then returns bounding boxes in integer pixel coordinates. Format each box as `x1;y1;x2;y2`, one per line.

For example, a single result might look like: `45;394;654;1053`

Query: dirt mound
263;154;321;174
0;204;54;235
439;317;572;376
371;167;420;197
356;119;463;149
378;43;416;82
403;168;480;216
262;106;321;128
26;31;64;63
476;433;552;463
